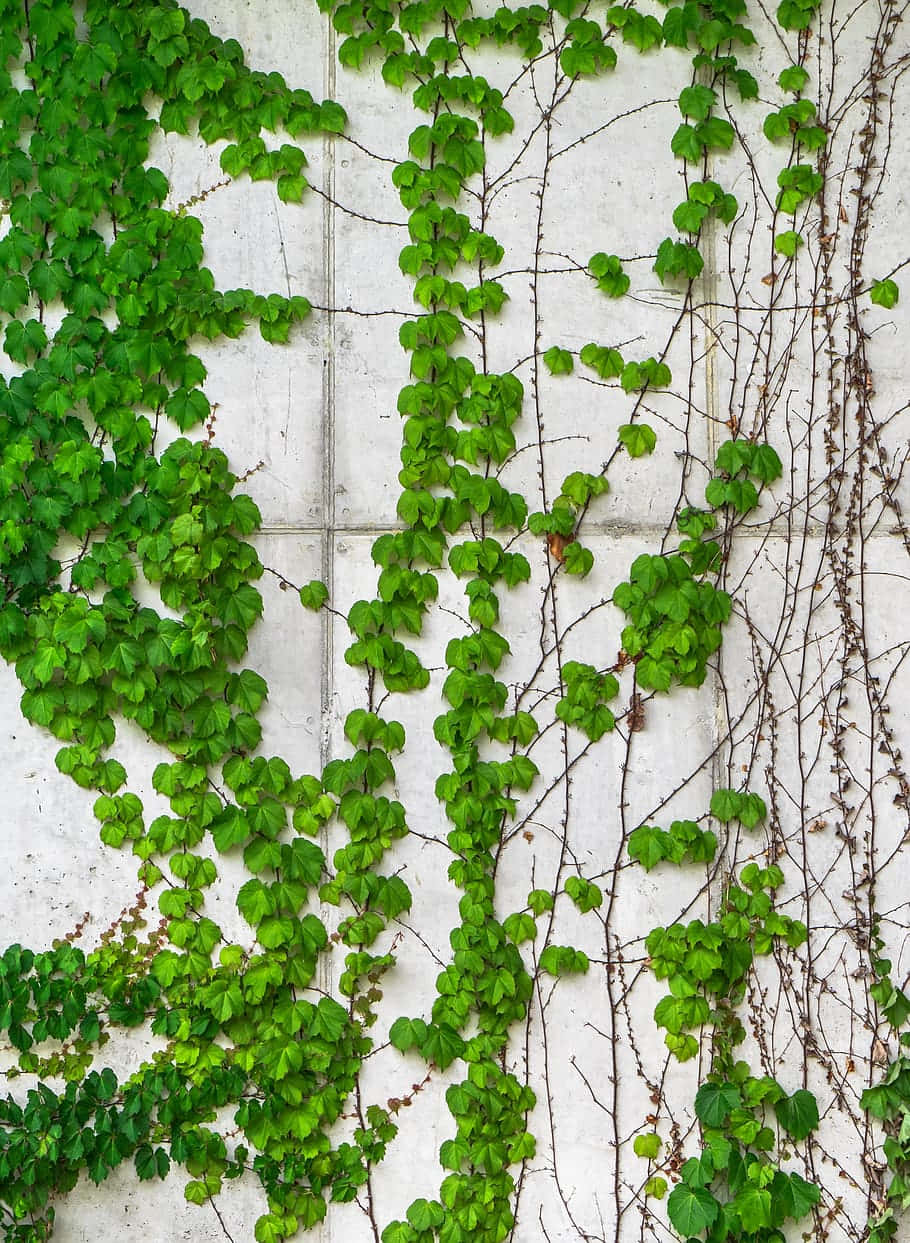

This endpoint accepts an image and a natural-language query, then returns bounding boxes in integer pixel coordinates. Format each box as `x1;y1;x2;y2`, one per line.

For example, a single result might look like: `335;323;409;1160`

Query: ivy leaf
389;1016;429;1052
313;996;349;1041
697;116;735;151
654;238;703;282
670;123;703;162
503;911;538;944
618;423;657;457
540;945;589;976
662;3;701;46
777;0;815;30
237;878;277;925
775;1088;819;1140
406;1200;445;1232
579;342;624;378
733;1186;773;1233
135;1145;170;1181
528;889;554;916
870;278;899;309
763;110;792;142
227;669;269;713
543;346;574;375
779;64;810;92
255;1214;289;1243
319;101;348;132
678;84;716;121
562;541;594;576
184;1181;209;1206
749;443;782;484
774;230;803;257
627;825;666;871
633;1132;662;1159
739;791;767;827
277;174;307;202
778;1171;821;1219
380;1224;415;1243
734;68;759;99
673;199;708;233
300;580;329;610
695;1080;741;1126
211;807;249;852
667;1184;720;1236
166;387;210;430
715;438;754;476
418;1022;465;1069
710;788;740;822
589;252;630;297
565;876;603;913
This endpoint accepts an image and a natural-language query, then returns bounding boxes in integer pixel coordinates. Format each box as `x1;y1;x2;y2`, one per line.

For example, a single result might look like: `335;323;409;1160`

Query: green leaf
779;64;810;93
633;1132;662;1159
673;199;708;233
237;878;277;925
628;825;666;871
407;1199;445;1232
589;252;630;297
763;110;792;142
671;123;703;162
654;238;703;282
543;345;574;375
528;889;554;916
540;945;589;976
277;174;307;203
565;876;603;913
300;580;329;610
667;1184;720;1235
779;1171;821;1219
419;1023;465;1069
580;343;624;378
503;911;538;944
739;791;767;827
380;1223;416;1243
319;100;348;133
775;1088;819;1140
313;996;348;1041
697;116;735;151
618;423;657;457
777;0;815;29
774;230;804;257
678;84;716;121
255;1213;288;1243
563;541;594;576
734;1186;773;1232
871;278;899;309
695;1080;741;1126
135;1145;170;1181
389;1016;429;1052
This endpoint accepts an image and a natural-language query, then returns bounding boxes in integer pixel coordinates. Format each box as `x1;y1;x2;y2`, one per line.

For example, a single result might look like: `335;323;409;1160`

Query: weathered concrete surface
2;0;909;1240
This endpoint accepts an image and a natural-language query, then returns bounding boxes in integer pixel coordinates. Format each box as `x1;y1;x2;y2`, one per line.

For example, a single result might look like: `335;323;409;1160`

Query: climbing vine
0;0;907;1241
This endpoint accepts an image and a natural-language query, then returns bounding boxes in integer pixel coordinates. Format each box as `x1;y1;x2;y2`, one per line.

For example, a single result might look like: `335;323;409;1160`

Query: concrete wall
2;0;909;1239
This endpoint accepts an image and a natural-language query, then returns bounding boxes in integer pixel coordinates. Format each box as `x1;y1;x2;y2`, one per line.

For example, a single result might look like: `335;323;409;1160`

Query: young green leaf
300;580;329;610
678;84;716;121
633;1131;662;1159
619;424;657;458
870;278;899;309
778;64;810;93
543;345;574;375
